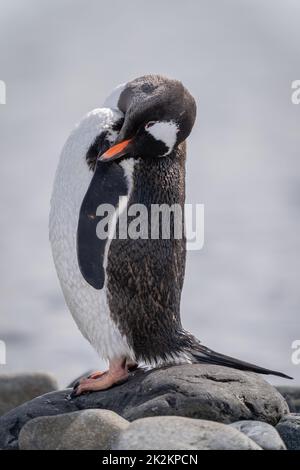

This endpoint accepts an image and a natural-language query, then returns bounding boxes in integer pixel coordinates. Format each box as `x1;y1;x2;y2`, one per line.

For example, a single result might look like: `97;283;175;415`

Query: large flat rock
0;364;288;449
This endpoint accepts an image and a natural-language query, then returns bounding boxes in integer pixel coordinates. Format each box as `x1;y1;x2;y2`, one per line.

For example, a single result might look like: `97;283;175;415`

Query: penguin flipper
189;343;293;379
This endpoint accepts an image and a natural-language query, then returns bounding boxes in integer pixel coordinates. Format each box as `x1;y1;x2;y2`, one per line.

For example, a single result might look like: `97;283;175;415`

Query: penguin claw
72;380;80;390
70;385;91;398
70;387;79;399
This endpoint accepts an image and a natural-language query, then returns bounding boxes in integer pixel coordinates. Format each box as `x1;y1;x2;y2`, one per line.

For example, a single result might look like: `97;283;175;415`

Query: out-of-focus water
0;0;299;386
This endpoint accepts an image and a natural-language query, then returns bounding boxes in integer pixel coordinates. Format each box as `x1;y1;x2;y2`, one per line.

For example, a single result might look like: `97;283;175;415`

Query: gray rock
276;413;300;450
19;409;129;450
0;364;288;449
0;373;58;416
230;420;286;450
113;416;261;450
276;387;300;413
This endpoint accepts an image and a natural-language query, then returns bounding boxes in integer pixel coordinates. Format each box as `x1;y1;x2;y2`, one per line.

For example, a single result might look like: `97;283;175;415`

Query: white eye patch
145;120;179;156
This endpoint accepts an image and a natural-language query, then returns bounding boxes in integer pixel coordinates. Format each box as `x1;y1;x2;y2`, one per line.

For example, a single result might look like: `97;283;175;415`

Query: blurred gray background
0;0;299;386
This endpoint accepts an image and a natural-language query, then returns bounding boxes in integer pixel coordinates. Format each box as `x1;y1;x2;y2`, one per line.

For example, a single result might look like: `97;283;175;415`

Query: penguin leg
77;361;138;387
73;357;128;396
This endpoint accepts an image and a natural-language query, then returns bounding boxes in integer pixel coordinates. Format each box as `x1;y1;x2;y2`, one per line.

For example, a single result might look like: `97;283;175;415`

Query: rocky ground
0;364;299;450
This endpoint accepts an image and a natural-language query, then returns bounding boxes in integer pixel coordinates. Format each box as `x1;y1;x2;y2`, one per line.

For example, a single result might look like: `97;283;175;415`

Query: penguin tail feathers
188;343;293;380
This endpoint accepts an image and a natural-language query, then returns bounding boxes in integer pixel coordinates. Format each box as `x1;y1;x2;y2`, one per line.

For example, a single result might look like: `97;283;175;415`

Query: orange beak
99;139;132;162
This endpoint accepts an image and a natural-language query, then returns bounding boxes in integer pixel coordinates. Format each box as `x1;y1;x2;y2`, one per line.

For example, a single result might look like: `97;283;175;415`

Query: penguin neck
129;143;186;208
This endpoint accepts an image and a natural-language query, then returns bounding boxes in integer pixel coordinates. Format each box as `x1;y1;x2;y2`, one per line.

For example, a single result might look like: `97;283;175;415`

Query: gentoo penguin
49;74;291;395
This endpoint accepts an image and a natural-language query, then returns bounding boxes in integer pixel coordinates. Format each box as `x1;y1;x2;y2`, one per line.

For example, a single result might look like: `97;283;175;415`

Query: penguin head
99;75;196;162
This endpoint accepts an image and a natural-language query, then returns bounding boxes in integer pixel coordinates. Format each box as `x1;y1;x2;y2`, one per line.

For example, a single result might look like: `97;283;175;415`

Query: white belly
49;107;135;362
